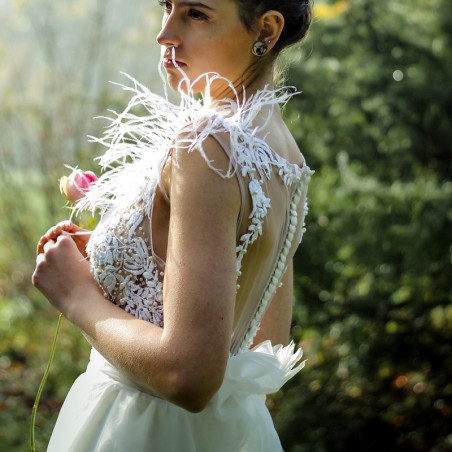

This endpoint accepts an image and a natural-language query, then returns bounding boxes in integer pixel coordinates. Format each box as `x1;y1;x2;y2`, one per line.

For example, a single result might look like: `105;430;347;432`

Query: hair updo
236;0;312;57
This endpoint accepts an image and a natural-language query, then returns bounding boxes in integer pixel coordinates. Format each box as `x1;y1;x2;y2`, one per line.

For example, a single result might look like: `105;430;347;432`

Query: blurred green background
1;0;451;451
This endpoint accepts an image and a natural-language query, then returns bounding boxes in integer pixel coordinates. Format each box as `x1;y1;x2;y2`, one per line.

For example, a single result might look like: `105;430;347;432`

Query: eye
188;9;208;21
158;0;172;12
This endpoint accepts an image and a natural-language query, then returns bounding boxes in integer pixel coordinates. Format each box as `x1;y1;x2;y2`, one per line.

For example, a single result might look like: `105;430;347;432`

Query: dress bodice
88;198;165;326
81;76;313;354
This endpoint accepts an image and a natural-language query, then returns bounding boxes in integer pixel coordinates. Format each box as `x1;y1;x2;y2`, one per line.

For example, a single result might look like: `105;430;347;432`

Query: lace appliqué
81;75;313;339
87;204;164;327
236;168;313;354
235;136;303;283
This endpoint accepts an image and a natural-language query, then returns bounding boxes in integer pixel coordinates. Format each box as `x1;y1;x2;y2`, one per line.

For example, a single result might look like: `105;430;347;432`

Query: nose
156;13;182;48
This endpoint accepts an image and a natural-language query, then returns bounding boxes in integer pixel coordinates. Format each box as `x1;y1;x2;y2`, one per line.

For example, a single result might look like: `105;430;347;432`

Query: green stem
30;313;63;452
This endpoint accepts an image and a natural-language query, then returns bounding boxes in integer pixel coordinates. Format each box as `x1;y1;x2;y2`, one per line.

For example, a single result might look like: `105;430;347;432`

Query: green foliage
270;0;452;450
0;174;91;451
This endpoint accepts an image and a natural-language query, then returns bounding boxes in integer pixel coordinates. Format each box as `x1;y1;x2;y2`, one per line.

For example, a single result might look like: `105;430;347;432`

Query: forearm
66;286;222;412
67;289;182;401
35;232;170;390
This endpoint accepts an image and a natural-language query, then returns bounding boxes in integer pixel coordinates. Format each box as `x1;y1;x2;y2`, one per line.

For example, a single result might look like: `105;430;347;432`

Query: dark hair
236;0;312;57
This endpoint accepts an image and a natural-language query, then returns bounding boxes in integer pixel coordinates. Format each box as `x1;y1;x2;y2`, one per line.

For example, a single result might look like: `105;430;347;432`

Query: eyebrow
178;1;215;11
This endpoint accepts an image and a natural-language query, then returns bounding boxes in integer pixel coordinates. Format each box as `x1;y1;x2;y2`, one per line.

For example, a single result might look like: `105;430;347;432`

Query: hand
33;234;98;317
37;220;91;258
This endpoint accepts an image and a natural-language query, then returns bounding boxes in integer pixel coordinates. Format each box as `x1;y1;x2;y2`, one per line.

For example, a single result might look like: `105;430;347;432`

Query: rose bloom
59;169;98;203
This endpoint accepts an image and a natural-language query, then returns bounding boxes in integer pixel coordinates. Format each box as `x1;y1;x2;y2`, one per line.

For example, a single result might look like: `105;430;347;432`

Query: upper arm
252;260;295;347
161;136;241;391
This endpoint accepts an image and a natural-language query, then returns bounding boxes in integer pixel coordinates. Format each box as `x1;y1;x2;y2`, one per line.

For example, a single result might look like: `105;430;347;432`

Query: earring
252;39;270;57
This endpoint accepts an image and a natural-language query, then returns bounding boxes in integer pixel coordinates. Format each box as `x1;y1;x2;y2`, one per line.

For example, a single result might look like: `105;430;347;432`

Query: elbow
167;369;224;413
179;394;213;414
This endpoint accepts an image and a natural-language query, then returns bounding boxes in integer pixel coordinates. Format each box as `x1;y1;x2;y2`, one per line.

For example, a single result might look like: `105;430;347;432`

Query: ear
256;10;285;51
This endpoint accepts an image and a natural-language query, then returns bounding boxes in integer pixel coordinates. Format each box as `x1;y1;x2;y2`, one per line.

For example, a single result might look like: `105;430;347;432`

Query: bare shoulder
256;110;305;166
167;133;240;217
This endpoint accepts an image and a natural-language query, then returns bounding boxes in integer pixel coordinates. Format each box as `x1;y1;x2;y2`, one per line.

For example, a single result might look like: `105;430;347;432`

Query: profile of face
156;0;258;97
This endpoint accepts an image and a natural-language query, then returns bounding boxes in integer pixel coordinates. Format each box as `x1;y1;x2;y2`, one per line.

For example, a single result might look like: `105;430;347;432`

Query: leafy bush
271;1;452;450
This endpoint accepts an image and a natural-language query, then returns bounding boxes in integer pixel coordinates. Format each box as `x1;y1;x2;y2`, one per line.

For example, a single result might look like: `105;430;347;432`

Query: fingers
36;239;55;265
37;238;46;255
37;221;76;255
36;253;45;265
43;239;55;253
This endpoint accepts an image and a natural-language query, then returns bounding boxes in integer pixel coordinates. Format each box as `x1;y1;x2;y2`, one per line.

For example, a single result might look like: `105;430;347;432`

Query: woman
33;0;313;450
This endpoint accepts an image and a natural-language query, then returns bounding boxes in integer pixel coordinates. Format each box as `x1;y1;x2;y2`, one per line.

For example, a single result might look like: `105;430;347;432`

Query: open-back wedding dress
47;74;313;452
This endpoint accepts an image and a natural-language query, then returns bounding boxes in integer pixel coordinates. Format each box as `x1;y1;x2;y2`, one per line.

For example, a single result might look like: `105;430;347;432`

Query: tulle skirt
47;341;304;452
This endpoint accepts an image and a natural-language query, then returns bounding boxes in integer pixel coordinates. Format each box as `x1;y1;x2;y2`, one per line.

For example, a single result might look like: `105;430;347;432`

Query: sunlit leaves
275;0;452;450
314;1;351;20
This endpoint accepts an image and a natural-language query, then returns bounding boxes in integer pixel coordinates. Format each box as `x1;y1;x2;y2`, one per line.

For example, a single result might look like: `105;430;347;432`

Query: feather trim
74;72;301;218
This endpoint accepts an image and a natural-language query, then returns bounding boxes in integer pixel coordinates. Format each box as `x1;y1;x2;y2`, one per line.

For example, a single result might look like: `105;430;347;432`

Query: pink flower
59;168;98;203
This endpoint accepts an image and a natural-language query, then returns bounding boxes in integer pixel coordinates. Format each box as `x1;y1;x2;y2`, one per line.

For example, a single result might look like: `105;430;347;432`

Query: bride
33;0;313;450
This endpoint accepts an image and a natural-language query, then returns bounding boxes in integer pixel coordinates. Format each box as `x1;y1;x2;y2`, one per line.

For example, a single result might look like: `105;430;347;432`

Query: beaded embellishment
79;74;313;344
88;202;165;326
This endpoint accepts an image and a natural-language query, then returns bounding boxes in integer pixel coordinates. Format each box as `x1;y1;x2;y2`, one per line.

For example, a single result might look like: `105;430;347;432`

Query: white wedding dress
47;75;313;452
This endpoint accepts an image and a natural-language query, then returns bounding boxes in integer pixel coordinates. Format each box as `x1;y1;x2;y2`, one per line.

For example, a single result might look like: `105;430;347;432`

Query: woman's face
156;0;257;97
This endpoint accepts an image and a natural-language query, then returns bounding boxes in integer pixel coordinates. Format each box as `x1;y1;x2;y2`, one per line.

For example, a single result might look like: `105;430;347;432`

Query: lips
163;48;186;68
163;57;186;68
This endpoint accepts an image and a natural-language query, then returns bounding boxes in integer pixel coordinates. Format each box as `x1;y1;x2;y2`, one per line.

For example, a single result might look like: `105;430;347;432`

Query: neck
203;66;275;107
